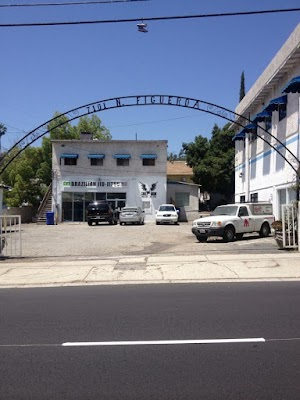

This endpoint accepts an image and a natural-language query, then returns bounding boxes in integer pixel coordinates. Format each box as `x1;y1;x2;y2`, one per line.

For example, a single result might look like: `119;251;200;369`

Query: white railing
282;204;298;249
0;215;22;258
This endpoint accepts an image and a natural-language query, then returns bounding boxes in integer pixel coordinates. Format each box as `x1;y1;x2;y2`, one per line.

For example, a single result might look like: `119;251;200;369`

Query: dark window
265;118;272;131
142;158;155;166
64;157;77;166
250;193;258;202
90;158;103;166
240;195;246;203
238;206;249;217
117;158;129;166
279;104;287;121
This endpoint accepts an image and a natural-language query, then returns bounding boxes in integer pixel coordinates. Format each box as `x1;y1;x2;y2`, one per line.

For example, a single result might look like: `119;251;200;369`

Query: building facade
52;136;167;222
231;24;300;220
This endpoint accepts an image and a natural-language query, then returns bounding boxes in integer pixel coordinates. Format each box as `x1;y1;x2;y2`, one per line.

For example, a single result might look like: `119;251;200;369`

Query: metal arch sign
0;94;299;175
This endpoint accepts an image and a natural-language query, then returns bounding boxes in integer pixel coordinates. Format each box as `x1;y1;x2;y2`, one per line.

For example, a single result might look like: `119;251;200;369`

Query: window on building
265;118;272;131
175;192;190;207
142;158;155;166
250;193;258;202
64;157;77;166
240;195;246;203
278;104;287;121
90;158;103;166
117;158;129;166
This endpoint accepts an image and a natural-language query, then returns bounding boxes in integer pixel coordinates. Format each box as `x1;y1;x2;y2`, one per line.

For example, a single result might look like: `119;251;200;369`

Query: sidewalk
1;252;300;288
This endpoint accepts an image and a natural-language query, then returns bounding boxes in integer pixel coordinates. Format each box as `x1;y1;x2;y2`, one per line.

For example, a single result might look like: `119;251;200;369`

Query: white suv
155;204;179;225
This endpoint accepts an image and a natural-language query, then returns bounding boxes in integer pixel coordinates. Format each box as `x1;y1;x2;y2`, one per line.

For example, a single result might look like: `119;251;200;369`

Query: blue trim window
60;153;78;166
113;154;131;167
140;154;157;166
88;154;105;166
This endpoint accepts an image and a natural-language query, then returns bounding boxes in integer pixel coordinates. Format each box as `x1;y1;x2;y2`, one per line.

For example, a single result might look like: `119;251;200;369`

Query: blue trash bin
46;211;55;225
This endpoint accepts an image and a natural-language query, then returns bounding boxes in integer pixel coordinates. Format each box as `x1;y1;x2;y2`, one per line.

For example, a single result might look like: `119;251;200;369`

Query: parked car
155;204;179;225
86;201;118;226
119;206;145;225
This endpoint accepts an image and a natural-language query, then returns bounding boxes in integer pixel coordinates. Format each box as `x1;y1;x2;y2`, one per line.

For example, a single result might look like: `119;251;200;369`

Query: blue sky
1;0;300;155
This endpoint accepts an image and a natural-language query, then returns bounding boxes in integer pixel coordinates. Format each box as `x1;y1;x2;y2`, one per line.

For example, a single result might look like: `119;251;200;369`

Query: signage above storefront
62;180;127;189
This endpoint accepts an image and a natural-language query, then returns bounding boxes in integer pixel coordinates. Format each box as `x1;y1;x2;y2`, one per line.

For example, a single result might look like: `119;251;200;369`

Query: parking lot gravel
17;221;279;261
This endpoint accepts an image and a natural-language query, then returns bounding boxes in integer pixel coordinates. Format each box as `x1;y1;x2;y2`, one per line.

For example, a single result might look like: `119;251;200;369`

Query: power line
0;0;150;8
0;7;300;28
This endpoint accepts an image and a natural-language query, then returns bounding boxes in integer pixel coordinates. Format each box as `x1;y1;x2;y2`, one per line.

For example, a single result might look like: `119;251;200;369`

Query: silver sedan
119;207;145;225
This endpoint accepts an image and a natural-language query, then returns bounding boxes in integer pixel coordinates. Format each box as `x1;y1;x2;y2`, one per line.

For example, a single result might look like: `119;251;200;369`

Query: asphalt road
1;282;300;399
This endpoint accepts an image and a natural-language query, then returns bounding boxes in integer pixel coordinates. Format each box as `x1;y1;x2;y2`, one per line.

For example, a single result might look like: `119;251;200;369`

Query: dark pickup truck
86;201;118;226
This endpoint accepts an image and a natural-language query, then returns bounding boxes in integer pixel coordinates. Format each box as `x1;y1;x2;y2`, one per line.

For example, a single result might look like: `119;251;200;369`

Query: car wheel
88;221;92;226
196;235;207;242
109;220;113;225
223;225;235;242
141;220;144;225
259;222;270;237
236;233;243;240
156;221;160;225
113;220;118;225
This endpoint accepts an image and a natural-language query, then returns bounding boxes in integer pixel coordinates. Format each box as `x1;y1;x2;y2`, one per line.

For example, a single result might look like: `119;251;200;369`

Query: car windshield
88;203;109;211
212;206;238;216
159;205;175;212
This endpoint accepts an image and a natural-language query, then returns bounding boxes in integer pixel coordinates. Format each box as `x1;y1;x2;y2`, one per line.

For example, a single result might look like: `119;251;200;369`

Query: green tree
239;71;245;102
1;113;111;207
182;123;235;200
0;123;7;154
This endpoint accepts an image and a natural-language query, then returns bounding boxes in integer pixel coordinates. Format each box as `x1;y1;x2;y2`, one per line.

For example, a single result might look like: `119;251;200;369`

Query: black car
86;201;118;226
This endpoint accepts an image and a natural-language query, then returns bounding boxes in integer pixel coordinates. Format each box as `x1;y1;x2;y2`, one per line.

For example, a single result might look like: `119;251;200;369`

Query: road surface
1;282;300;399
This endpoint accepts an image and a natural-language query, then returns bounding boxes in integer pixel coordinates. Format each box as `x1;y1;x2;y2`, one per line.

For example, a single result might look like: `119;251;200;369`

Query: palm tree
0;123;7;154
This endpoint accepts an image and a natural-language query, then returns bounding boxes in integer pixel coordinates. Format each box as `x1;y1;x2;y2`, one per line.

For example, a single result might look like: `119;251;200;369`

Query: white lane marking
62;338;265;346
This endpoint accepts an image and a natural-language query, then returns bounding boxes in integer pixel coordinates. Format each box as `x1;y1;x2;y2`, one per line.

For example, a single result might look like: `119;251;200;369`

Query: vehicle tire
196;235;207;242
156;221;160;225
236;233;243;240
259;222;270;237
223;225;235;242
141;220;144;225
88;221;92;226
109;220;113;225
113;220;117;225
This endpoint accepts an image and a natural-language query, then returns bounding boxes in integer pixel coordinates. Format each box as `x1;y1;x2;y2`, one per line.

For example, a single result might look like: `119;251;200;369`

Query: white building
51;135;167;222
231;24;300;220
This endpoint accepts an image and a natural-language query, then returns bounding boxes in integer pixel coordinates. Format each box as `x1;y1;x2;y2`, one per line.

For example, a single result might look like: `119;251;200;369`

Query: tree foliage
182;123;235;200
239;71;245;102
1;113;111;207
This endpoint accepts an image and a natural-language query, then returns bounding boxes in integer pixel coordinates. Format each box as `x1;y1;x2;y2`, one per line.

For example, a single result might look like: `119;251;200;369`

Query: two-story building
231;23;300;220
51;134;167;222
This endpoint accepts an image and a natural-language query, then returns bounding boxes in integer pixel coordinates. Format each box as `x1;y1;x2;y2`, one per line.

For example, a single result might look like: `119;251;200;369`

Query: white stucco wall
233;26;300;220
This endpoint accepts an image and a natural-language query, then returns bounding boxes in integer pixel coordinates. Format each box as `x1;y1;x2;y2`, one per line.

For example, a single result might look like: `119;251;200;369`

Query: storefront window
62;192;73;222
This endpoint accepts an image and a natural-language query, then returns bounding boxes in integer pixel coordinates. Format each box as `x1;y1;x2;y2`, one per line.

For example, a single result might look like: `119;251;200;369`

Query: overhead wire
0;7;300;28
0;0;150;8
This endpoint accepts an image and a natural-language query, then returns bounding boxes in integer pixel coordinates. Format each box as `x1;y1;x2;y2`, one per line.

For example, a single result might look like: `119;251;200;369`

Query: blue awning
60;153;78;158
140;154;157;159
265;95;287;112
232;131;245;141
113;154;131;159
88;154;105;159
253;110;272;122
281;76;300;93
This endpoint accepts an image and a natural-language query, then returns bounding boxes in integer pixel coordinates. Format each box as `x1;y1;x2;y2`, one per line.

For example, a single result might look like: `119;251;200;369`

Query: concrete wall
166;183;199;221
2;206;36;223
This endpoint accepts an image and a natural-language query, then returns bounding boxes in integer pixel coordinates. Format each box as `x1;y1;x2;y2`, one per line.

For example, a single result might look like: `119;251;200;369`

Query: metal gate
0;215;22;258
282;203;298;249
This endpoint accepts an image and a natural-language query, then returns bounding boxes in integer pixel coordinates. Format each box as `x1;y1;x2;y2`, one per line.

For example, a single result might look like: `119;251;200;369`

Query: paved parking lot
18;221;278;261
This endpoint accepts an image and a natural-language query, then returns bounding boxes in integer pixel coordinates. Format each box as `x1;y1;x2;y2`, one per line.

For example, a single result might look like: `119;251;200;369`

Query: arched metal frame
0;94;299;175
